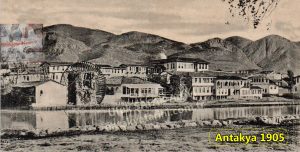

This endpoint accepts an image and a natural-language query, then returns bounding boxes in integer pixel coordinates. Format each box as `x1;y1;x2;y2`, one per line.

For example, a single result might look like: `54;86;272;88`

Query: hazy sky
1;0;299;43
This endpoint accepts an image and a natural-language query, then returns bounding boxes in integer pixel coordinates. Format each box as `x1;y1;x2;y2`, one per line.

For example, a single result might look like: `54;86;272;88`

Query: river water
1;105;299;131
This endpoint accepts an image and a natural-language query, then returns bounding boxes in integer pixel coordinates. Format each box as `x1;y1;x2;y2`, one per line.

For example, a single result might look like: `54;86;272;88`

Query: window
195;78;198;83
141;88;145;94
123;87;126;94
40;90;43;96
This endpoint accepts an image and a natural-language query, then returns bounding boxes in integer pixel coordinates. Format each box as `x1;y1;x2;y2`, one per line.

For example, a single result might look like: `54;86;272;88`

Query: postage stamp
0;24;43;62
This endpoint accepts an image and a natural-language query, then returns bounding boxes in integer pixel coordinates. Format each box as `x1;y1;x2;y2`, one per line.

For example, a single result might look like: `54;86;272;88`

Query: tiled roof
216;75;247;80
96;64;112;68
122;77;155;84
151;56;209;64
250;86;262;89
13;80;63;88
106;76;123;85
40;62;73;66
106;76;155;85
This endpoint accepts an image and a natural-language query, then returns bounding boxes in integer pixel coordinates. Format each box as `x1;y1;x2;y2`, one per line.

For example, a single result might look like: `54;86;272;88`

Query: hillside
224;36;253;49
40;24;299;73
43;32;91;62
243;35;300;74
43;24;114;47
43;25;190;66
171;38;260;71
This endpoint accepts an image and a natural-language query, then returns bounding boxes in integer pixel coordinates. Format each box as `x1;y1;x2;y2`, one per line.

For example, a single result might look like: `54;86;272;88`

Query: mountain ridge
40;24;299;74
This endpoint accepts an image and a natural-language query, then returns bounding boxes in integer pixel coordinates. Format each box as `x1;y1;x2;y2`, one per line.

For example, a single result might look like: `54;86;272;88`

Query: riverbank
1;105;299;151
1;124;299;152
1;115;299;139
2;98;300;111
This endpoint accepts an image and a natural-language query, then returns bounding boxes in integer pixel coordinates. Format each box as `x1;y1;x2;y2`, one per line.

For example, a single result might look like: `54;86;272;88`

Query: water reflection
1;105;299;131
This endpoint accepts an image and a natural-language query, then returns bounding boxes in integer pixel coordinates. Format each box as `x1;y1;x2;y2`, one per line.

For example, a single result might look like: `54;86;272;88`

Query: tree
287;70;296;93
222;0;280;29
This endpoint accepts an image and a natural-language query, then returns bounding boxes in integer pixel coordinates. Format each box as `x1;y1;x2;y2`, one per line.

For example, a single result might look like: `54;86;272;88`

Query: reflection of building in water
1;112;36;130
36;111;69;131
1;106;300;131
1;111;68;131
67;110;165;128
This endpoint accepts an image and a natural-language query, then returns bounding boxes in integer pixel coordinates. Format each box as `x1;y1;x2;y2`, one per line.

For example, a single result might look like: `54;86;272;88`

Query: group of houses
1;56;299;107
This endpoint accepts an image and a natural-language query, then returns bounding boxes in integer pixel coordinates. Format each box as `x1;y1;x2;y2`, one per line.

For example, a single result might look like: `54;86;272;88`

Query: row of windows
165;63;208;70
193;87;211;93
21;75;40;81
251;78;269;83
217;89;228;95
194;77;214;83
242;90;262;95
128;67;146;71
216;81;249;87
197;64;208;69
51;66;66;71
122;87;155;95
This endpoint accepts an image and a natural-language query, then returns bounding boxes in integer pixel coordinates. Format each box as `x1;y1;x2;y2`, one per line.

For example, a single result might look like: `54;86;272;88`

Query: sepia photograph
0;0;300;151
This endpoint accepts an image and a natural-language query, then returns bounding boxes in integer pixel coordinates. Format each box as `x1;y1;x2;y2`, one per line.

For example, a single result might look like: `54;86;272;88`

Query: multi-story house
240;86;263;99
294;75;300;93
151;56;209;73
98;64;148;79
105;77;164;102
259;70;282;80
40;62;72;83
215;75;251;100
190;72;215;100
119;64;148;79
97;65;113;77
250;75;279;96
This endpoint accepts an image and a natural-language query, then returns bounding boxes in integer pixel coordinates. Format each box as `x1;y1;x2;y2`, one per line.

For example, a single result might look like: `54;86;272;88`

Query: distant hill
171;38;260;71
43;25;189;66
242;35;300;74
224;36;253;49
43;24;114;47
40;24;299;73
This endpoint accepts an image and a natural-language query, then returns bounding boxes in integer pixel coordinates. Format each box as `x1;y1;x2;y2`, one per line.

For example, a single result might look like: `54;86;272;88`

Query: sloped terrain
172;38;260;71
243;35;300;74
40;24;299;73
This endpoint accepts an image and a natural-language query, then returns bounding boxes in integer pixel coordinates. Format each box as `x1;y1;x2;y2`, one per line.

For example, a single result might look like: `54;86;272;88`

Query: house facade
151;57;209;73
294;75;300;93
240;86;263;99
106;77;164;102
250;75;279;95
40;62;72;83
215;76;251;100
190;73;215;100
11;80;68;107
